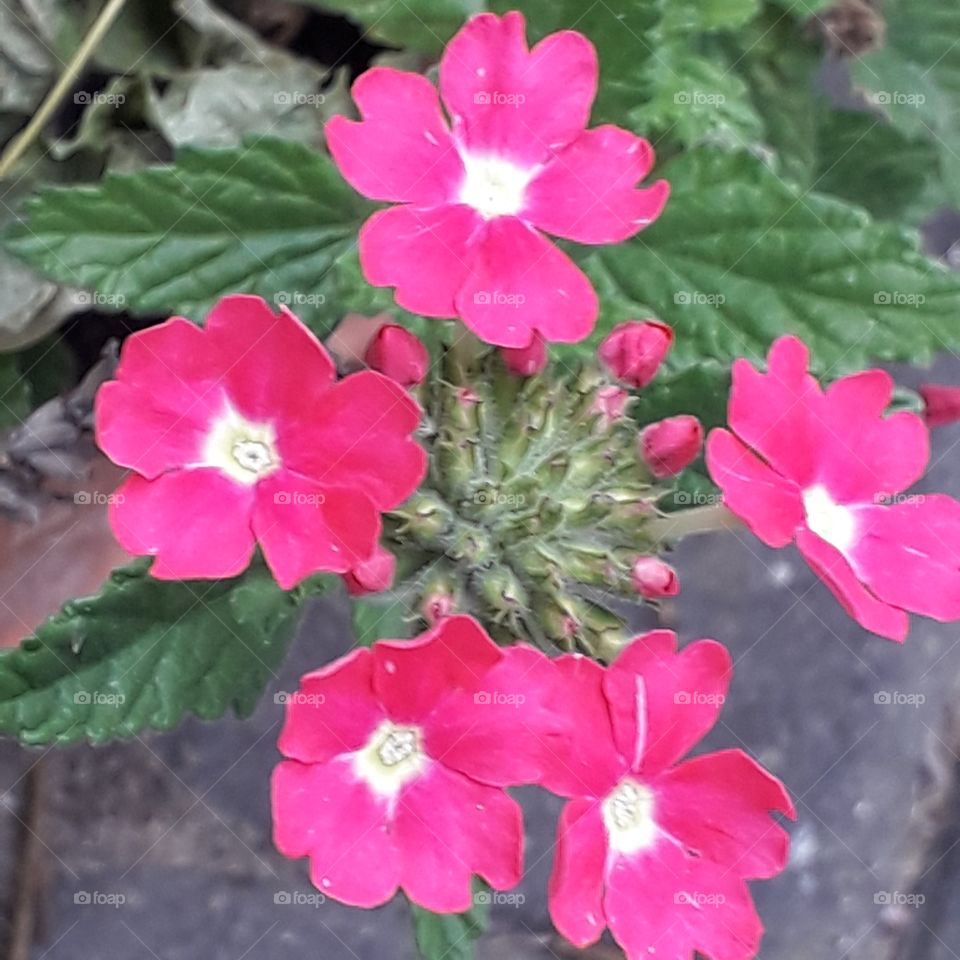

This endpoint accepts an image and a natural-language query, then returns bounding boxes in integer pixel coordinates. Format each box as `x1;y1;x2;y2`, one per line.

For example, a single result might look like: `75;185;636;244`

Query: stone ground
0;355;959;959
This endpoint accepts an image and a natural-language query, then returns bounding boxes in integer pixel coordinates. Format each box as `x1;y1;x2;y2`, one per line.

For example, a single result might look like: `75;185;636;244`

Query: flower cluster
95;295;425;589
707;336;960;641
326;11;668;350
272;616;794;959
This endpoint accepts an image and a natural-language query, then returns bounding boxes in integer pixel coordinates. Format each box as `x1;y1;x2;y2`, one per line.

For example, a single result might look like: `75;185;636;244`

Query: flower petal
373;615;502;724
277;649;385;764
253;472;381;587
326;68;463;205
655;749;795;881
457;218;597;347
425;645;564;786
359;203;481;317
795;526;908;641
279;370;426;511
728;336;823;487
706;429;804;548
394;763;523;912
204;295;336;423
817;371;928;501
95;318;224;478
604;633;732;777
439;11;598;166
604;840;764;960
850;497;960;623
548;798;607;949
109;470;255;580
538;654;624;798
525;126;669;243
271;759;400;908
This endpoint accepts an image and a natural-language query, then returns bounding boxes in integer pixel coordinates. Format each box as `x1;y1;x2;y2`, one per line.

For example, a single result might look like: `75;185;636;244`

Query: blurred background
1;0;960;958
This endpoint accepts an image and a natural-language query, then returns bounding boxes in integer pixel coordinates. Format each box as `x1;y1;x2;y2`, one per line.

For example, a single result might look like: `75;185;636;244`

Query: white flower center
803;484;857;554
602;778;657;855
354;721;426;797
458;153;535;219
203;404;279;485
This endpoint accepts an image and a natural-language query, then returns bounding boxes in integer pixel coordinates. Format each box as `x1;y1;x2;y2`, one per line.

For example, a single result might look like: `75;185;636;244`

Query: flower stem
648;503;743;542
0;0;130;180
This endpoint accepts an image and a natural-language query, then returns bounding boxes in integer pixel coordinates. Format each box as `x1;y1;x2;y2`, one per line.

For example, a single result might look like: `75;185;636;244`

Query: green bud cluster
384;347;666;657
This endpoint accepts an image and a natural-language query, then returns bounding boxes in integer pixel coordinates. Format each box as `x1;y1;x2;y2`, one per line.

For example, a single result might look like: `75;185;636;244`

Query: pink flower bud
423;592;455;624
598;320;673;389
920;384;960;428
500;333;547;376
364;324;429;386
591;385;630;427
343;545;396;596
640;415;703;478
631;556;679;598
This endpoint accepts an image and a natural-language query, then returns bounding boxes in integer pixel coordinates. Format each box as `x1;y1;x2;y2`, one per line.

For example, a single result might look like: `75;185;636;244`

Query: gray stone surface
4;363;960;959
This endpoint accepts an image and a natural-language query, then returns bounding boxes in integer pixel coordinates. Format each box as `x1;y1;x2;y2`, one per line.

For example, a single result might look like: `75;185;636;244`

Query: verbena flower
272;615;557;911
707;336;960;640
95;295;425;588
326;11;669;349
542;631;794;960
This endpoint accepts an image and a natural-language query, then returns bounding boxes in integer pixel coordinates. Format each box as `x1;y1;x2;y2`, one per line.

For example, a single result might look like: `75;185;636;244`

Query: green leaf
0;560;318;745
300;0;478;54
851;3;960;208
579;148;960;377
351;591;416;646
814;109;939;220
3;137;373;338
409;884;489;960
0;352;31;428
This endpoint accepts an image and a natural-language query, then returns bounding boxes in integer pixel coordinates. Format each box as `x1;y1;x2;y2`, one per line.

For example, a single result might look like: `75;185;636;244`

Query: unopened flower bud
631;555;679;598
423;592;455;624
500;333;547;376
598;320;672;389
343;545;396;596
364;323;429;386
640;415;703;478
920;384;960;428
591;385;630;428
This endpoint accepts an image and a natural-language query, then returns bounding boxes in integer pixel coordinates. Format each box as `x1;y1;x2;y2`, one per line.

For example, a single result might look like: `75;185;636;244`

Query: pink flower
640;415;703;478
920;383;960;428
326;11;669;349
272;615;558;911
599;320;673;388
501;332;547;376
95;295;426;589
364;323;429;387
542;631;794;960
706;336;960;641
343;544;396;596
631;556;679;598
